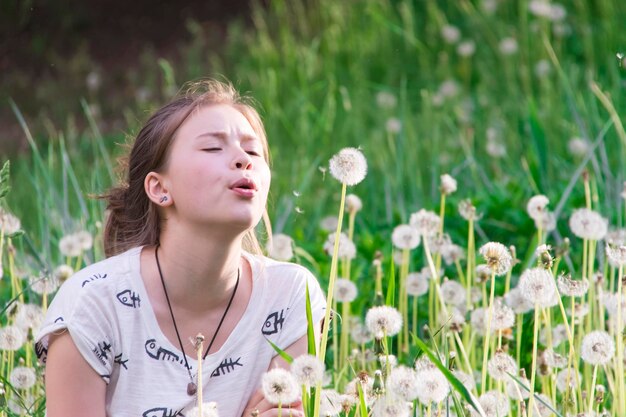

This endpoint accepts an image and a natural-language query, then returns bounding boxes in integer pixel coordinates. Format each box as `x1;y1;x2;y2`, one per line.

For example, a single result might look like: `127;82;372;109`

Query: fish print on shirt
35;341;48;363
117;289;141;308
93;340;113;366
210;357;243;377
261;309;286;335
81;272;108;287
114;353;129;370
142;407;184;417
144;339;192;370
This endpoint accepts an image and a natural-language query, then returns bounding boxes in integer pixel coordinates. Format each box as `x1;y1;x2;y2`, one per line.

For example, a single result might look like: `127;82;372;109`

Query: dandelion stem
527;303;541;417
587;364;598;413
480;271;497;394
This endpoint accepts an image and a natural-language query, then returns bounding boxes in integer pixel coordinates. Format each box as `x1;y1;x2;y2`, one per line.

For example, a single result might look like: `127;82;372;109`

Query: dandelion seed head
371;394;411;417
376;92;397;109
53;264;74;283
452;370;476;392
365;306;402;339
602;293;626;324
291;354;325;387
187;402;219;417
534;59;552;77
261;368;300;405
29;273;60;295
323;232;356;259
606;228;626;246
75;230;93;250
350;322;373;344
581;331;615;365
540;324;569;348
320;216;339;232
569;208;608;241
606;244;626;267
9;366;36;390
267;234;294;261
440;174;457;195
470;307;487;336
328;147;367;186
567;137;590;157
440;307;466;333
387;366;419;401
486;138;507;158
557;274;589;297
527;195;550;221
548;3;567;21
385;118;402;134
441;279;466;306
406;272;429;297
0;209;21;235
472;390;510;417
59;233;82;257
542;348;567;369
555;368;581;393
479;242;512;276
334;278;358;303
14;303;44;333
415;368;450;404
505;375;530;400
458;199;479;221
409;209;440;238
491;299;515;331
319;389;344;417
441;24;461;44
499;37;518;55
475;264;493;283
0;326;26;351
441;243;465;265
391;224;420;250
457;40;476;57
487;351;518;381
519;267;555;306
530;393;554;417
529;0;554;18
346;194;363;213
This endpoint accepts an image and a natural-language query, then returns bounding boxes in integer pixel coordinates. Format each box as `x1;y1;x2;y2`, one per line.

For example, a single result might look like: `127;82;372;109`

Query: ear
145;171;172;206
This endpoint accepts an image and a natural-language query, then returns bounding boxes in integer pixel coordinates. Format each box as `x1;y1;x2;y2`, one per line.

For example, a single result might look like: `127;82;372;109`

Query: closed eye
246;150;261;156
202;148;222;152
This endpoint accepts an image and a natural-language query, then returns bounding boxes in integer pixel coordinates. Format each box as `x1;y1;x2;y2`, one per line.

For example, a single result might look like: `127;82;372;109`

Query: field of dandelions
1;0;626;416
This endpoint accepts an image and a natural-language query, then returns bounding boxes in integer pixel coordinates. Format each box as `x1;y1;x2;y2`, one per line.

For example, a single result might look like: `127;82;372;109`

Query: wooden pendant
187;382;197;396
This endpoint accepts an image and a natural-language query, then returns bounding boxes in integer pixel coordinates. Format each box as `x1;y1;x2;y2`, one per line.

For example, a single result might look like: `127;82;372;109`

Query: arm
45;332;107;417
241;320;323;417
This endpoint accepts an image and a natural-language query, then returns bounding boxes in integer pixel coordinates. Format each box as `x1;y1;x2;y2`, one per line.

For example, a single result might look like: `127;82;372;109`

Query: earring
159;196;168;204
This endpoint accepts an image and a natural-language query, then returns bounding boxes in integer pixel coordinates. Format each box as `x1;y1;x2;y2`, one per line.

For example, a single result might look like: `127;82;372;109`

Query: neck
154;223;246;311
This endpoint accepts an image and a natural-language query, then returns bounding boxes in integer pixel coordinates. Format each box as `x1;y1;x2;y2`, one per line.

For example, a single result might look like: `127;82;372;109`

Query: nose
233;150;252;170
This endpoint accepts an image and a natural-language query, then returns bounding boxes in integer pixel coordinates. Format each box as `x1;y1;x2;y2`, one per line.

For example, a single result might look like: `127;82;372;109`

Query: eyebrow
195;131;260;143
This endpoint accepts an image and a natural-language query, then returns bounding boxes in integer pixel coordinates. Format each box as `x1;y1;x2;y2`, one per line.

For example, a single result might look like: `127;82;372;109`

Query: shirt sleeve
35;271;117;383
275;266;327;351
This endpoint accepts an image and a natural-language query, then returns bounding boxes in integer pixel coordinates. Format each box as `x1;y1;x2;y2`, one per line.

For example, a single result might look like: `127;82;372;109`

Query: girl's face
160;104;271;232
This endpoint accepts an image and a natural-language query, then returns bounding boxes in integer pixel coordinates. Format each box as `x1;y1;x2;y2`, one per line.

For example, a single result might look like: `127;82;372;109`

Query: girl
36;80;326;417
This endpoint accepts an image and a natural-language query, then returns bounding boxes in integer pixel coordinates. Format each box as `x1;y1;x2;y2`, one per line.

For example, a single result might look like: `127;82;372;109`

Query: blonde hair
102;79;271;257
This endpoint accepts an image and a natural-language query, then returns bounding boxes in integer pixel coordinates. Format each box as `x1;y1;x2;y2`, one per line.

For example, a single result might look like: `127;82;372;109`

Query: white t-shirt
36;246;326;417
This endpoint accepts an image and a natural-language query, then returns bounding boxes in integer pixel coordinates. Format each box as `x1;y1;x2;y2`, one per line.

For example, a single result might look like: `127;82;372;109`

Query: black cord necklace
155;245;240;396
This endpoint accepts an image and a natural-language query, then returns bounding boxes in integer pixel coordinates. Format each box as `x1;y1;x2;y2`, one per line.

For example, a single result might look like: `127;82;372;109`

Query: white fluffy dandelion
569;208;608;241
487;351;518;381
440;280;466;306
457;40;476;57
452;370;476;392
29;273;60;295
555;368;581;393
320;216;339;232
371;394;410;417
567;137;590;157
267;234;294;261
505;375;530;400
9;366;37;390
529;393;554;417
0;209;21;235
328;148;367;186
261;368;300;405
334;278;358;303
406;272;429;297
409;209;441;238
323;232;356;259
527;195;550;221
479;242;513;276
365;306;402;339
499;37;519;55
518;267;556;307
76;230;93;250
387;366;419;401
441;24;461;44
542;348;567;369
376;92;397;109
186;402;219;417
59;233;82;257
346;194;363;213
440;174;457;195
291;354;325;387
385;118;402;134
581;331;615;365
504;287;535;314
414;368;450;404
0;326;26;351
606;244;626;267
350;322;373;344
53;264;74;283
458;199;479;221
441;243;465;265
391;224;420;250
319;389;344;417
471;390;509;417
557;274;589;297
491;300;515;331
